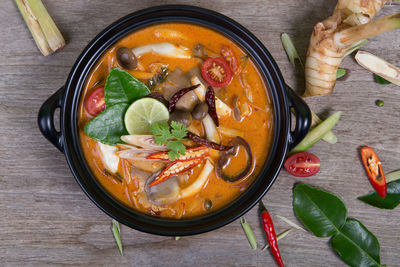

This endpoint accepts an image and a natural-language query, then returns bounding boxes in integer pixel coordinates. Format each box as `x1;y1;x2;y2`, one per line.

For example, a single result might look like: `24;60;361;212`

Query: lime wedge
124;98;169;135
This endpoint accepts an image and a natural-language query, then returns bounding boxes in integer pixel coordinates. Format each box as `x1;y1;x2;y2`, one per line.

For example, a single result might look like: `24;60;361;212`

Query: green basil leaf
105;67;150;106
331;219;382;267
84;103;129;145
375;75;391;85
293;184;347;237
358;179;400;209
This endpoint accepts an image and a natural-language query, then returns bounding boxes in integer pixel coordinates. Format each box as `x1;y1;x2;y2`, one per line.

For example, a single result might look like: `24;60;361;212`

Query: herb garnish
149;121;188;161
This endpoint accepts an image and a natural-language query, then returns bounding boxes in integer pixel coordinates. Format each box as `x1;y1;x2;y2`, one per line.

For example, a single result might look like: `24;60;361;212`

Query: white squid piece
97;141;120;174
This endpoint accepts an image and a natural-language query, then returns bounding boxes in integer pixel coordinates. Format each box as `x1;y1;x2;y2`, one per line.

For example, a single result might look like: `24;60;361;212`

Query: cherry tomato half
201;57;233;88
85;87;106;116
284;152;320;177
221;45;238;73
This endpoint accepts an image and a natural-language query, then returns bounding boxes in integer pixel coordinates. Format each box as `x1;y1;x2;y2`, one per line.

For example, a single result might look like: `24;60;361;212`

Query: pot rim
59;5;293;236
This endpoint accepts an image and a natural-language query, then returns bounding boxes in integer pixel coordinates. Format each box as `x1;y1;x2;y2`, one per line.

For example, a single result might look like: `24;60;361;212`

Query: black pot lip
61;4;291;236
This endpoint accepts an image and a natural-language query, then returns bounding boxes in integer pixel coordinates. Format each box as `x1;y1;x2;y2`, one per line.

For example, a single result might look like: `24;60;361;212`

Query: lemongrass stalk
15;0;65;56
240;217;257;250
310;110;337;144
111;220;123;256
355;51;400;86
385;170;400;183
335;12;400;47
344;39;367;57
262;228;293;250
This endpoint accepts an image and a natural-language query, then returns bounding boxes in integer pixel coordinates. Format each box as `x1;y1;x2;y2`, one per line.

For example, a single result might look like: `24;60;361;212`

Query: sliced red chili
205;86;219;126
149;158;203;187
187;132;233;151
361;146;387;198
146;146;209;161
201;57;233;88
221;45;238;73
168;84;200;113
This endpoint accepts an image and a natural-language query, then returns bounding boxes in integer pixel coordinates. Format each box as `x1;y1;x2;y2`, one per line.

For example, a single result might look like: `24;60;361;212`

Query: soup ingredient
15;0;65;56
120;135;167;151
85;87;106;116
149;121;188;160
216;137;253;182
105;68;150;106
168;85;200;113
154;28;186;40
240;217;257;250
124;98;170;135
284;152;321;177
293;184;383;267
145;174;180;205
148;67;169;89
375;75;391;85
193;43;219;59
103;169;123;183
221;45;238;73
201;57;233;88
360;147;387;198
169;109;192;126
147;146;209;161
355;51;400;86
111;220;123;256
336;69;347;79
187;132;232;151
262;228;293;250
205;86;219;126
304;3;400;96
202;114;220;144
310;110;337;144
358;175;400;210
276;215;305;232
291;111;341;153
204;199;213;210
149;158;203;187
375;99;384;107
180;159;213;198
116;47;138;70
132;42;191;59
343;39;367;57
260;201;284;267
98;141;120;174
218;126;244;138
192;102;209;120
281;33;303;68
84;103;129;145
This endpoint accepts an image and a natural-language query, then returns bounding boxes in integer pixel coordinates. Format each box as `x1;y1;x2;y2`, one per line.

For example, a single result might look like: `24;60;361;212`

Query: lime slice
124;98;170;135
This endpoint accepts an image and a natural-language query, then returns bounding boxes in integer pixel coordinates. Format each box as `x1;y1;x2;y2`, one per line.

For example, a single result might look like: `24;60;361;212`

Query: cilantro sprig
149;121;188;160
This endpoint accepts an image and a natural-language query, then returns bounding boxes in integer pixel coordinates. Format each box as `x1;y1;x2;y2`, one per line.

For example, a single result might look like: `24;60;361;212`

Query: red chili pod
168;85;200;113
187;132;232;151
205;86;219;126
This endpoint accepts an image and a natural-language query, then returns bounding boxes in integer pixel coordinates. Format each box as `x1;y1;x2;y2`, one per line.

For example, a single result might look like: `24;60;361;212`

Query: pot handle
38;87;65;152
286;85;311;150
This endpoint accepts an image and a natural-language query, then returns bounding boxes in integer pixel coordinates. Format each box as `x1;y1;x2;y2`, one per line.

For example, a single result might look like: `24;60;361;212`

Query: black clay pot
38;5;311;236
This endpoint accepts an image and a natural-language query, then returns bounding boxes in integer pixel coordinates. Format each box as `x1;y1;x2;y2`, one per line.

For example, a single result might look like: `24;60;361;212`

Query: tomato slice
284;152;320;177
201;57;233;88
85;87;106;116
221;45;238;73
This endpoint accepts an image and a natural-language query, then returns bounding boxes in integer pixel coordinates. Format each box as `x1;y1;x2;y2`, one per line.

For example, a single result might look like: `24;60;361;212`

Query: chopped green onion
175;236;181;241
291;111;342;153
15;0;65;56
262;228;293;250
310;110;337;144
281;33;304;69
111;220;123;256
336;69;347;79
276;215;305;232
375;75;391;85
385;170;400;183
344;39;367;57
240;217;257;250
375;99;384;107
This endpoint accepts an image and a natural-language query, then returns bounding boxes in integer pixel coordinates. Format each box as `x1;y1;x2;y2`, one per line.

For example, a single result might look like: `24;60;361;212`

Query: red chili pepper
146;146;209;161
187;132;233;151
360;146;387;198
168;84;200;113
149;158;203;187
205;86;219;126
260;201;284;267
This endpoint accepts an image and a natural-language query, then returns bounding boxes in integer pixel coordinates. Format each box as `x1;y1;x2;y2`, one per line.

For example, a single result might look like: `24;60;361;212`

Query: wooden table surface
1;0;399;266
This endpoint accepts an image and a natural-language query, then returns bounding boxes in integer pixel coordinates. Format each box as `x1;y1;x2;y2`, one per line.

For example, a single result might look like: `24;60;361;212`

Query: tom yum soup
78;23;273;219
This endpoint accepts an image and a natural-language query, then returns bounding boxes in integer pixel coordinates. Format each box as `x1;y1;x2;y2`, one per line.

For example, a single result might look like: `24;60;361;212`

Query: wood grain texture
0;0;399;266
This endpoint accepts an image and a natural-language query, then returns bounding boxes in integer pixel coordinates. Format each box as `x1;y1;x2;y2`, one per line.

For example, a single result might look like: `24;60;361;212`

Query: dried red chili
168;84;200;113
205;86;219;126
360;146;387;198
147;146;209;161
260;201;284;267
187;132;232;151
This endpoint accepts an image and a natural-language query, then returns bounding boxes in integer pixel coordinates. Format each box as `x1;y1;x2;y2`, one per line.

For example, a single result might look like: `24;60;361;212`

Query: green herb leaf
170;121;188;140
240;217;257;250
111;220;123;256
293;184;347;237
358;178;400;209
331;219;382;267
375;75;391;85
84;103;129;145
105;67;150;106
281;33;304;69
150;122;173;145
336;69;347;79
167;140;186;161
